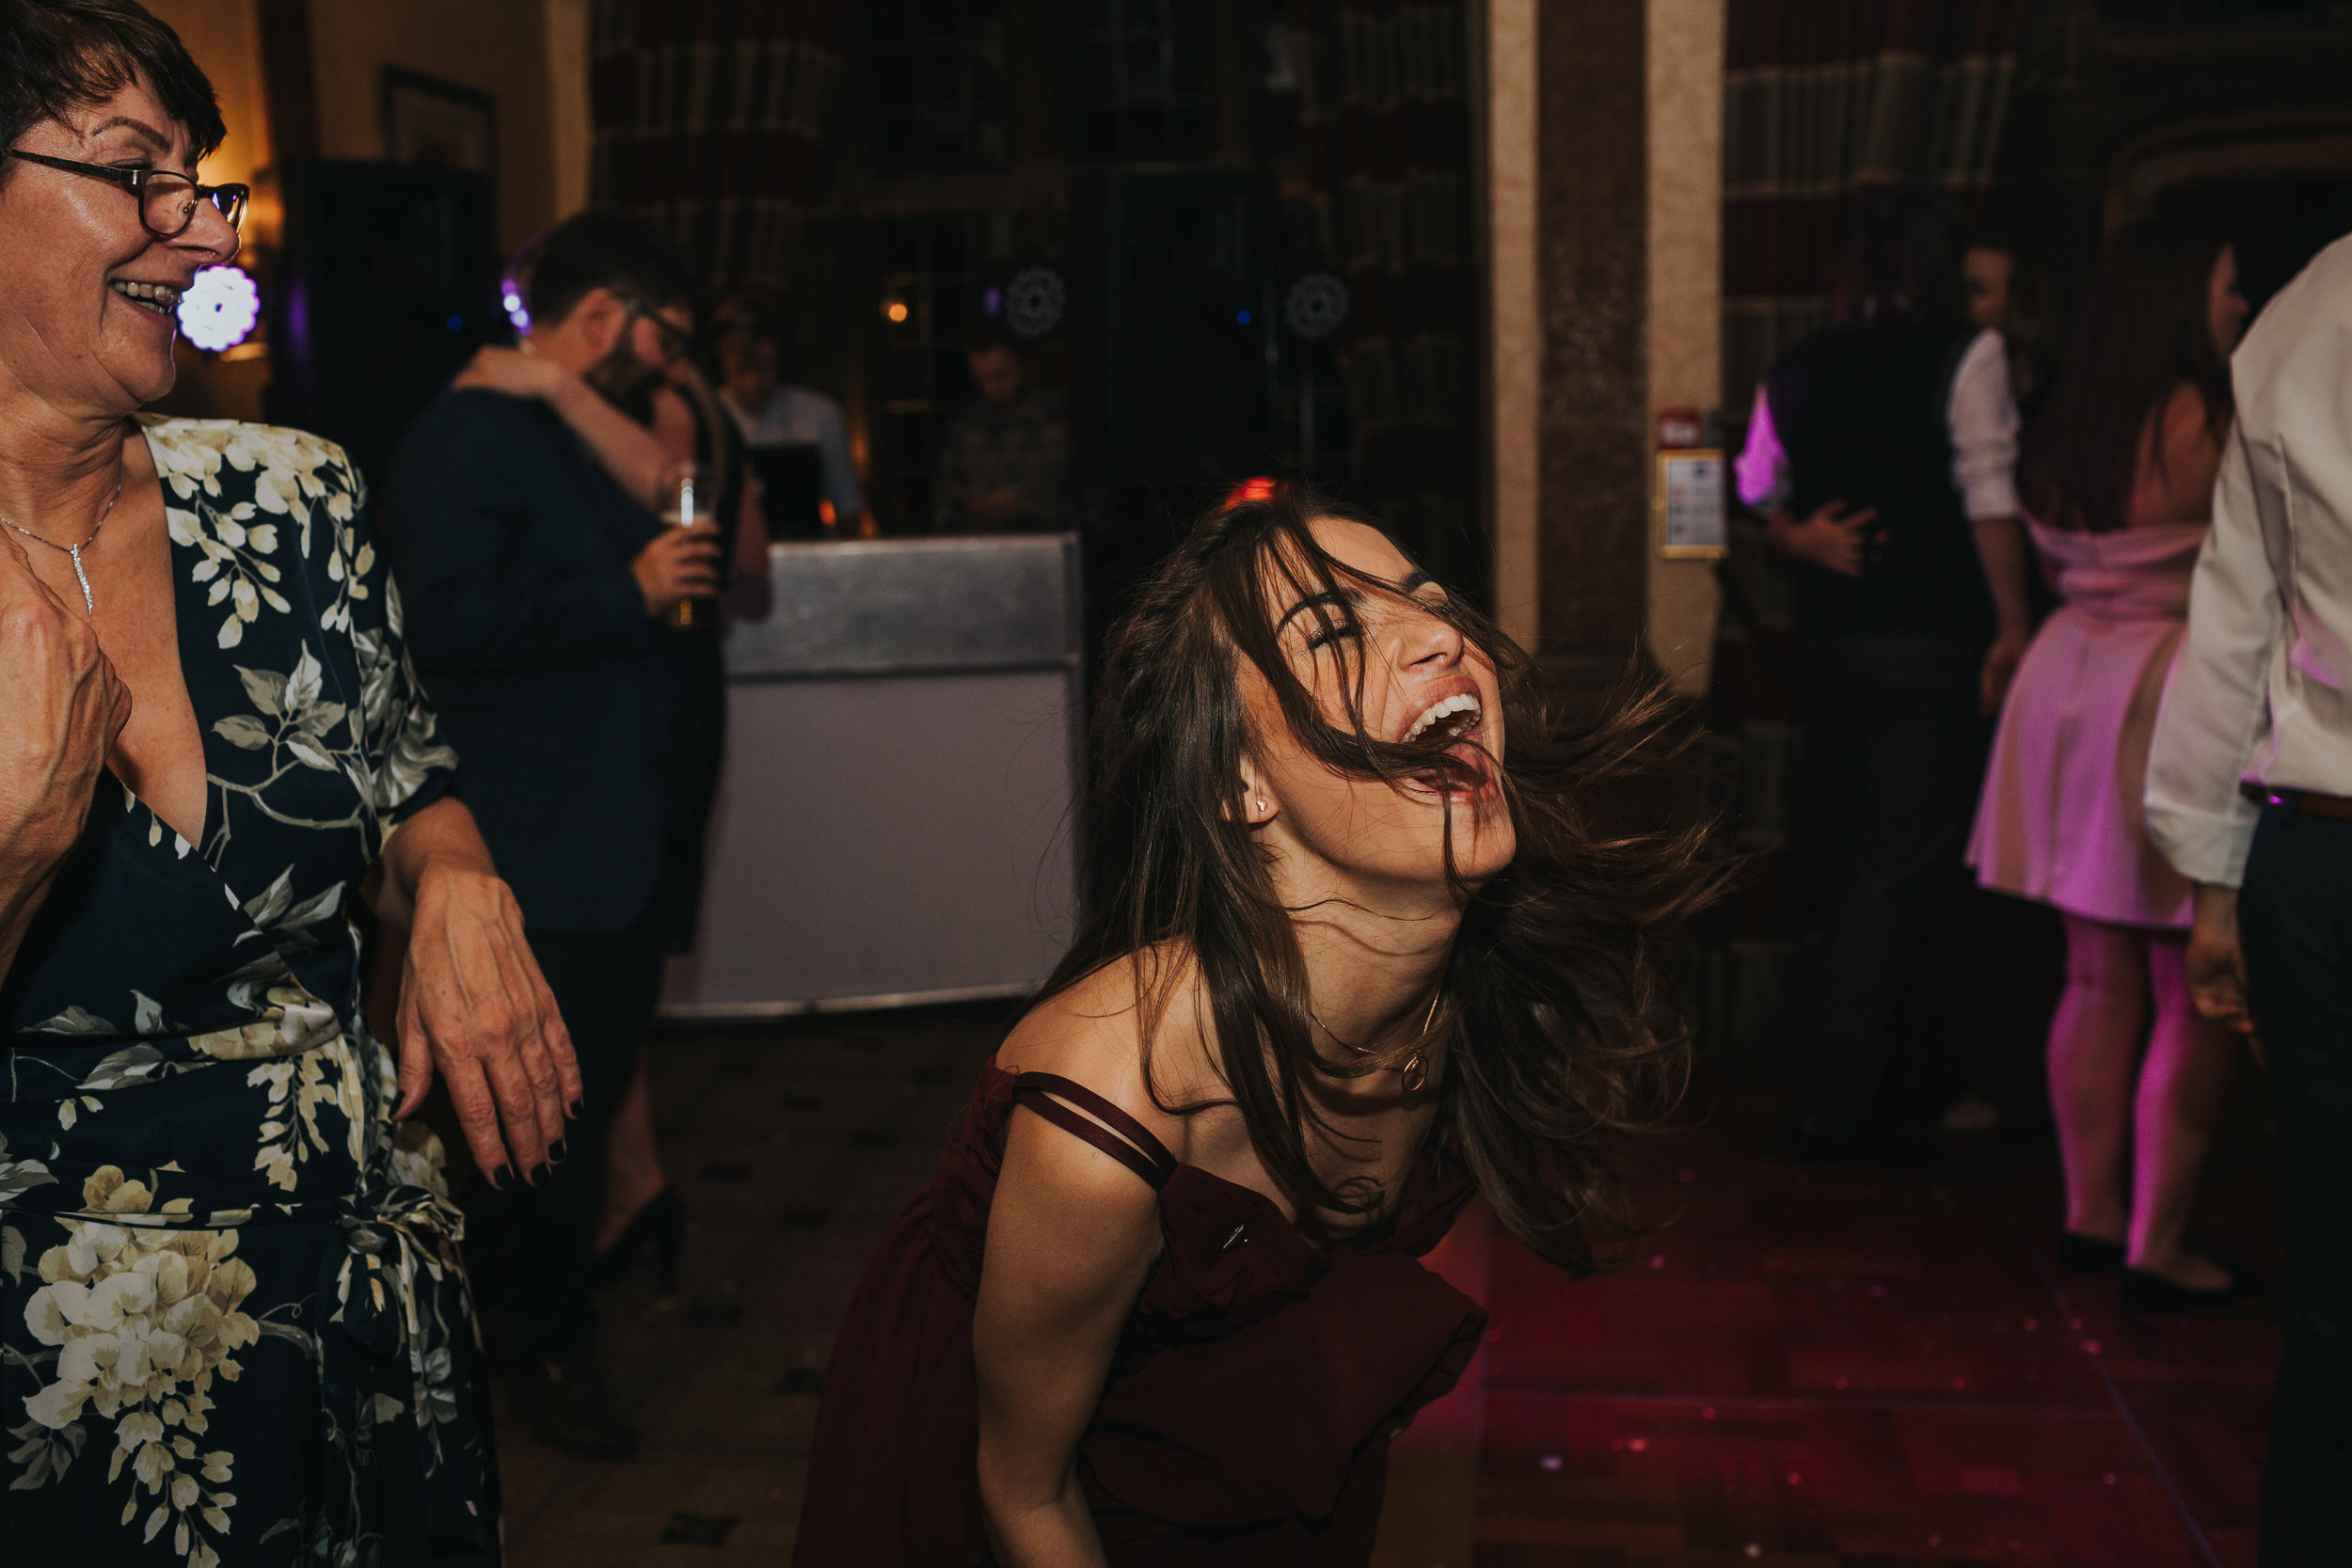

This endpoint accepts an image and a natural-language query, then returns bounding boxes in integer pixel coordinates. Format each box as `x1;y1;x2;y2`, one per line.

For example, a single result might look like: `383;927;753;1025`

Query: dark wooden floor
489;1009;2282;1567
496;1006;1011;1567
1475;1067;2281;1567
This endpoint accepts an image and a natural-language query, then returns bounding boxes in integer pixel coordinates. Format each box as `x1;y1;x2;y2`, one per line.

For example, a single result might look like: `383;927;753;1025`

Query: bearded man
380;214;718;1458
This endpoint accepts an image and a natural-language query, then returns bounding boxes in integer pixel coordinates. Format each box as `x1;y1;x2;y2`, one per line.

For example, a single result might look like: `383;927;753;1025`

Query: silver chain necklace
3;474;124;615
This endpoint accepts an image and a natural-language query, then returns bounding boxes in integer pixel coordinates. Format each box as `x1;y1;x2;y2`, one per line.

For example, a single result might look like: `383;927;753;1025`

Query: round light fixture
501;281;532;334
178;264;260;353
883;299;911;324
1282;271;1350;342
1001;264;1067;341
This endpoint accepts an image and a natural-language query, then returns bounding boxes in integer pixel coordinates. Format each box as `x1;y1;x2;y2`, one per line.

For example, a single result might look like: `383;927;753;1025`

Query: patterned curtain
588;0;846;289
1722;0;2032;404
1289;0;1479;585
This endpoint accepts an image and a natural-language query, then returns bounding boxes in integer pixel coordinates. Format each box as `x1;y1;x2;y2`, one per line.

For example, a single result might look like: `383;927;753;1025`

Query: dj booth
660;534;1083;1018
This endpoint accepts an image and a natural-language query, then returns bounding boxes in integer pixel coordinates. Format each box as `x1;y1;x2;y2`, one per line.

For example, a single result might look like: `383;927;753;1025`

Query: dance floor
1461;1061;2280;1568
493;1007;2281;1567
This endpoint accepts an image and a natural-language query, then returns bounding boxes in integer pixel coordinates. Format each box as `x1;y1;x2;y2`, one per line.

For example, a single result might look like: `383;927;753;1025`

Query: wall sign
1655;449;1728;560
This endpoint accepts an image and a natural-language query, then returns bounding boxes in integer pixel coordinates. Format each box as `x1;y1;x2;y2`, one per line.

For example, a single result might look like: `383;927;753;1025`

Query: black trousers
2240;803;2352;1562
464;888;667;1367
1789;631;1988;1126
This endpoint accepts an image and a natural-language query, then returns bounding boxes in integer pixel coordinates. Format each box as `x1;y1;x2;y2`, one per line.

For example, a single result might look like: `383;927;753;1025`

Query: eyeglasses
5;150;248;239
621;297;694;366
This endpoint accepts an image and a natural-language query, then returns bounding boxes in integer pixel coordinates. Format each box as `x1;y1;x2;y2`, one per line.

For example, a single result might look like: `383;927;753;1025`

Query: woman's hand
369;798;581;1183
1767;499;1876;577
1980;627;2028;717
0;529;133;975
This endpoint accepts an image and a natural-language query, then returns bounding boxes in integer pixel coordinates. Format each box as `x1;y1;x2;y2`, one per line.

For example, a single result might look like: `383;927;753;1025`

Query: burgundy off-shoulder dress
790;1061;1486;1566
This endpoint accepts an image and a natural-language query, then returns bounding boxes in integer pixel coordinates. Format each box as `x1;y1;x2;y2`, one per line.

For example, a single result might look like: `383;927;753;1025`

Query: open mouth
111;279;182;316
1401;691;1496;800
1404;692;1482;746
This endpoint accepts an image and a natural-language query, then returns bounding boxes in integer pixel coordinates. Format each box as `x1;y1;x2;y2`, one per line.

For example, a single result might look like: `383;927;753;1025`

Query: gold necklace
1313;984;1443;1095
2;474;124;615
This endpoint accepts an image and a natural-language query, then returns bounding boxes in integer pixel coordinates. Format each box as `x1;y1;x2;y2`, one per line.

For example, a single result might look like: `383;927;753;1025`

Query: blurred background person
712;288;870;541
932;316;1071;534
1969;221;2252;1310
452;258;771;1303
2147;229;2352;1562
1736;189;2035;1166
1964;220;2056;422
382;214;721;1459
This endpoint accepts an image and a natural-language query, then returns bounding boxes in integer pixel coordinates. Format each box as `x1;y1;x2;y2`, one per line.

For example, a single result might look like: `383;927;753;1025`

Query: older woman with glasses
0;5;575;1561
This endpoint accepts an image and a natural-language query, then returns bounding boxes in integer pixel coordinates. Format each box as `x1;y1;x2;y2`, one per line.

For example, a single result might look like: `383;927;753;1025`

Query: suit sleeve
2145;420;2280;888
381;394;651;674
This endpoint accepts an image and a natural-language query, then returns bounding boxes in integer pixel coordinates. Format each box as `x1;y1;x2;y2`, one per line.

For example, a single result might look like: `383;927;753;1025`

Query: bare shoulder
994;946;1213;1158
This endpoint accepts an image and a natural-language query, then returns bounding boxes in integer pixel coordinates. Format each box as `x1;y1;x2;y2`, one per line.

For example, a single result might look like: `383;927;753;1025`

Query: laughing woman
0;5;578;1561
793;484;1722;1565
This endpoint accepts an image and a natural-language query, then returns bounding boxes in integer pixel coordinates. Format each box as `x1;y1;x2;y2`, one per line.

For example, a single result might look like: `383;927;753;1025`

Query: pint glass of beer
660;461;710;630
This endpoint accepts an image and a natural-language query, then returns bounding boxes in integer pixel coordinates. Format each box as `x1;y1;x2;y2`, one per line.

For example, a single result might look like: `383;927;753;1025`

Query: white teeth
111;280;180;311
1404;692;1481;742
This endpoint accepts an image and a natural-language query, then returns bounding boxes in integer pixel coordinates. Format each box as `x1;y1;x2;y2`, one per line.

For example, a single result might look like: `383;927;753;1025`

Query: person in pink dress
1968;221;2253;1311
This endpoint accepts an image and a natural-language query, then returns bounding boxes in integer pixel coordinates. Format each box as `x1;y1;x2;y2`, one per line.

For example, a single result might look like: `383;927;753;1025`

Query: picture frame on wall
381;67;496;178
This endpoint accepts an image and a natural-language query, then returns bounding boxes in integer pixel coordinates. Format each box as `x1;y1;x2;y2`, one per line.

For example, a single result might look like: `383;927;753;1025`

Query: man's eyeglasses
5;150;248;239
621;297;694;366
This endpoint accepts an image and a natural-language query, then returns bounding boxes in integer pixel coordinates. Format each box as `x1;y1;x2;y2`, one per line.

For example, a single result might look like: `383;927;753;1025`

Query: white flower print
2;419;491;1562
14;1171;252;1568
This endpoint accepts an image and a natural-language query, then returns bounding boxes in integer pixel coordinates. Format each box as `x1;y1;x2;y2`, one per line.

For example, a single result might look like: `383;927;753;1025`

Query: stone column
1484;0;1724;697
1645;0;1725;696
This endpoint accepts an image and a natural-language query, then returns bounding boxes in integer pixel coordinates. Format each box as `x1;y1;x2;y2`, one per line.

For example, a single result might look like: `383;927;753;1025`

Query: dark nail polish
548;1139;568;1164
485;1165;508;1191
527;1163;550;1187
568;1100;585;1119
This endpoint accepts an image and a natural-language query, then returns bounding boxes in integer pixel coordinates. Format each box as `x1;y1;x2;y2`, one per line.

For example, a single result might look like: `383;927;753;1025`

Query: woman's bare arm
452;346;673;511
727;482;771;620
974;1097;1164;1566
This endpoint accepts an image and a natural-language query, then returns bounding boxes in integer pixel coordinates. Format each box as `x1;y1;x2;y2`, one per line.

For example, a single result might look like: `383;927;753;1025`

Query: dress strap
1010;1072;1178;1190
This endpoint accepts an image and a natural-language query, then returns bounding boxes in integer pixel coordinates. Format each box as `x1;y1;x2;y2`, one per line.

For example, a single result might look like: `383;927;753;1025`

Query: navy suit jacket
380;388;677;937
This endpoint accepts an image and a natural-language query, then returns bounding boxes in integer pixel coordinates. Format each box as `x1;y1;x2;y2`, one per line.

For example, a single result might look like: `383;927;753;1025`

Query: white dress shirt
721;385;866;517
2147;233;2352;888
1734;326;2021;521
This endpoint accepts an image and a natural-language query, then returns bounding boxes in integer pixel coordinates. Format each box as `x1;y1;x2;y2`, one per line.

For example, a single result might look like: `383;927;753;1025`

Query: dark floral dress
0;419;495;1566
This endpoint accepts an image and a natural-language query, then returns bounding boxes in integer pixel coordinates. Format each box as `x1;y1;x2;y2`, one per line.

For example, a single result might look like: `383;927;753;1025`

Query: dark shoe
1786;1114;1935;1169
508;1358;639;1459
2059;1232;2127;1275
588;1187;684;1291
2121;1261;2249;1314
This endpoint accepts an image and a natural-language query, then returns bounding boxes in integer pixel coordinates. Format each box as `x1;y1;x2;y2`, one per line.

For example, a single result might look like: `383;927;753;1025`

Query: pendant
67;543;92;615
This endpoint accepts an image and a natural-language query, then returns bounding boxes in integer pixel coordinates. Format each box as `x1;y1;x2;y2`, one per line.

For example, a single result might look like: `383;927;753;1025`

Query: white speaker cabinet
660;534;1082;1018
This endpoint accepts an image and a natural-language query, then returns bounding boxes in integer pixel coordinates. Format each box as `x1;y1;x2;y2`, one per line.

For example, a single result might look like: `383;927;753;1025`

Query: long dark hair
2020;220;2234;533
1028;484;1724;1274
